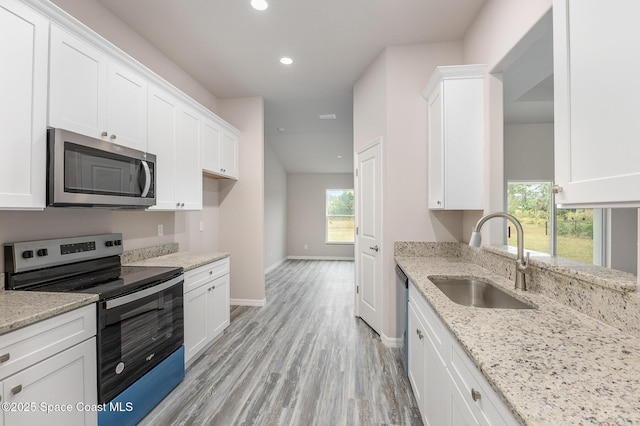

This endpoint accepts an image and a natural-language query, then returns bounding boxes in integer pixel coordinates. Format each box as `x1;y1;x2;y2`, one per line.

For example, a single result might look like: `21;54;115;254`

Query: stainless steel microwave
47;128;156;208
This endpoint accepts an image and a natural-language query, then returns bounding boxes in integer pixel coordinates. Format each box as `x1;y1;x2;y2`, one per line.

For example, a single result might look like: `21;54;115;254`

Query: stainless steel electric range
4;233;185;425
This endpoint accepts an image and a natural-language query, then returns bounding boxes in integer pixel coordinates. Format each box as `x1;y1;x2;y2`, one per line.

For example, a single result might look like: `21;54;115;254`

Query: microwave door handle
140;160;151;197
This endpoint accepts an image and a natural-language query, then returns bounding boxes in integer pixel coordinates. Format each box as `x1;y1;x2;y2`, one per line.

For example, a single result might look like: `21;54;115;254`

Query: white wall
354;42;464;339
218;97;266;304
287;173;355;259
461;0;553;244
504;123;554;182
264;142;288;271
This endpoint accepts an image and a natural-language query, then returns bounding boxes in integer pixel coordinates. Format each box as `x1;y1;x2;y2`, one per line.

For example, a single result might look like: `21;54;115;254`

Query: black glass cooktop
7;255;182;300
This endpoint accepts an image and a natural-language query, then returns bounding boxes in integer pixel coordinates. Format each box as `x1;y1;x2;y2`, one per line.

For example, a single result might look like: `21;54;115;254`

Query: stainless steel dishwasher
395;264;409;374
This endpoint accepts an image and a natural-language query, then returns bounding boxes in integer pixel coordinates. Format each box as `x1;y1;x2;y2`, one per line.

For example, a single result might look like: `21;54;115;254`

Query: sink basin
429;277;535;309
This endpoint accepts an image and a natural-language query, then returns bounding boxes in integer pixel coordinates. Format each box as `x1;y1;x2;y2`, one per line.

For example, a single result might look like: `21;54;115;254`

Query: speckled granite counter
125;251;229;271
0;291;97;336
396;253;640;425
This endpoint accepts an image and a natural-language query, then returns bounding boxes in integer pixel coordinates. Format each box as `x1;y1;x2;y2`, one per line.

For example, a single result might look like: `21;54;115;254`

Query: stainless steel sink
429;277;535;309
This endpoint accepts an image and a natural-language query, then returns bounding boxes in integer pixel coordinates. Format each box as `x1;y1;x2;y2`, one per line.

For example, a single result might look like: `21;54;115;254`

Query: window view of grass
507;182;593;264
326;190;354;243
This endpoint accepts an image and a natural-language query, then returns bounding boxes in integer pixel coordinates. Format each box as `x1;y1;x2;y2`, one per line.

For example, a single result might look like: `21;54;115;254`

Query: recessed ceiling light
318;114;336;120
280;57;293;65
277;127;285;133
337;155;343;159
250;0;268;10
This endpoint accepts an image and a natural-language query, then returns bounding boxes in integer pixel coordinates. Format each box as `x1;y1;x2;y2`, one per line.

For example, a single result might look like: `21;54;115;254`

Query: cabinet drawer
184;258;230;293
449;343;518;426
0;304;96;381
409;282;449;354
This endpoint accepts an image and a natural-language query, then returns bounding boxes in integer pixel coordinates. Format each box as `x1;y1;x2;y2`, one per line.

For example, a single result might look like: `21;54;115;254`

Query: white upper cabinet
49;25;148;152
175;105;203;210
148;84;202;211
0;0;48;210
423;65;485;210
553;0;640;206
147;84;178;210
202;118;239;180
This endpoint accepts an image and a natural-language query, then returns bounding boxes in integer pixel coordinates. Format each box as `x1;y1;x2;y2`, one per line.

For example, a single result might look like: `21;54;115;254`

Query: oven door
47;128;156;207
98;275;183;404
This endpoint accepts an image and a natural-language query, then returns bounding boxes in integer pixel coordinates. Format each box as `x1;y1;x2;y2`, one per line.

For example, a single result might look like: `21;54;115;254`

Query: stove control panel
4;233;124;273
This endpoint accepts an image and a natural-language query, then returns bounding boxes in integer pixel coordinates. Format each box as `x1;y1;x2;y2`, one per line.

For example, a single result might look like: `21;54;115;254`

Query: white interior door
355;140;382;334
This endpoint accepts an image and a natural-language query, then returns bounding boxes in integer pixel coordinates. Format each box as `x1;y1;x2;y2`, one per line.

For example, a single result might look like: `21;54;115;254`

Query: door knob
369;245;379;252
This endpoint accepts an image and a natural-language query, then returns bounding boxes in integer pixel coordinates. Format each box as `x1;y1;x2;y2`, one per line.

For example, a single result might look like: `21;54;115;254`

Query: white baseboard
264;257;287;274
230;298;266;307
287;255;355;261
381;333;403;348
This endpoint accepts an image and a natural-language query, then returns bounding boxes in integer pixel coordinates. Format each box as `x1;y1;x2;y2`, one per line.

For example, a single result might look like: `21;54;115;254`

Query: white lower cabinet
408;282;518;425
183;258;231;366
0;304;97;426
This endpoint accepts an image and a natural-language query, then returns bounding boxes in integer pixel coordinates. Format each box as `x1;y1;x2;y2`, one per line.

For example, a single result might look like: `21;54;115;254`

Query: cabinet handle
416;329;423;340
110;134;117;140
11;385;22;395
0;353;9;363
181;203;185;207
212;285;216;290
176;202;180;207
437;200;442;206
208;287;212;292
471;388;481;401
209;271;213;275
101;131;108;137
552;185;563;194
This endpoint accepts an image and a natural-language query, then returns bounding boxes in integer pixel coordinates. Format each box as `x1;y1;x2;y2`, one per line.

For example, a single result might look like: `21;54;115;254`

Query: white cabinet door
49;26;148;152
208;274;230;339
407;301;425;416
220;131;238;179
106;61;147;151
49;25;107;140
423;325;448;426
175;106;202;210
427;83;444;209
449;377;480;426
184;284;209;363
202;121;238;180
424;65;484;210
202;119;221;174
553;0;640;206
147;84;177;210
2;338;97;426
0;0;48;210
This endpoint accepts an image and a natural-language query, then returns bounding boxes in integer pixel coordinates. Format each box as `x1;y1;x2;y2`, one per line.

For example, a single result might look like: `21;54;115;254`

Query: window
507;181;594;264
326;189;354;244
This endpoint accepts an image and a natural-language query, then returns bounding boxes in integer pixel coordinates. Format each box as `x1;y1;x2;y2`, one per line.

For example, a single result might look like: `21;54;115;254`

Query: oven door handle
105;275;183;310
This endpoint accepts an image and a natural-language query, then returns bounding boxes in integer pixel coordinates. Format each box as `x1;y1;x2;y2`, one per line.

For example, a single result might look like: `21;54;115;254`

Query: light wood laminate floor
140;260;422;425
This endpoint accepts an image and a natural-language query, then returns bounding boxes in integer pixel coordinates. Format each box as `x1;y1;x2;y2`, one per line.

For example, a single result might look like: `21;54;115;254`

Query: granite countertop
125;251;230;271
0;291;98;336
396;255;640;425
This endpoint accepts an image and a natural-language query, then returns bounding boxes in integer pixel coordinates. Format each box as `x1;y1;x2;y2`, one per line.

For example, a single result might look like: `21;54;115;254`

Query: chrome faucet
469;212;530;291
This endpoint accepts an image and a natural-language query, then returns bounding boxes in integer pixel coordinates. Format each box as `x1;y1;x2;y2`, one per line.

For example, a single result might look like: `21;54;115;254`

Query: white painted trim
381;334;403;349
287;256;355;261
264;257;287;274
230;298;266;307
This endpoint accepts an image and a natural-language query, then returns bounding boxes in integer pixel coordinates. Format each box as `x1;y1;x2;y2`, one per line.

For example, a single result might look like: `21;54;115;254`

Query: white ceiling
97;0;487;172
